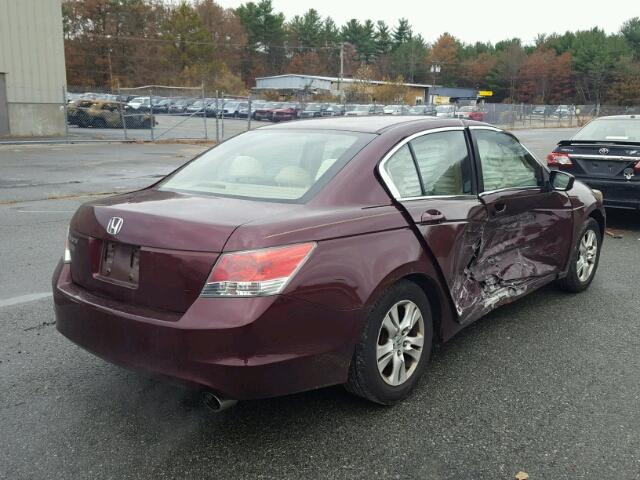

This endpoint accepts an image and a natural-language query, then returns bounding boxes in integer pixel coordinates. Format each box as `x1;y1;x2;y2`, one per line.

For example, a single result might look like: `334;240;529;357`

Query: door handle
420;209;445;224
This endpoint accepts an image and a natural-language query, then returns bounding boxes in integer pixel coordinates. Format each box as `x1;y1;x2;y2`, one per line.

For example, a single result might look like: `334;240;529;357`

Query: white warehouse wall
0;0;67;136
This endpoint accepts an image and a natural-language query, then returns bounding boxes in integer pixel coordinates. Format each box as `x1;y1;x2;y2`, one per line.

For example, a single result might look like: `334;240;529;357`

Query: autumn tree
428;33;460;86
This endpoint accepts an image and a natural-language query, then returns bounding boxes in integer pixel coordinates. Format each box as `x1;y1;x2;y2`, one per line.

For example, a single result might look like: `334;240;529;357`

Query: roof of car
261;115;484;133
590;115;639;120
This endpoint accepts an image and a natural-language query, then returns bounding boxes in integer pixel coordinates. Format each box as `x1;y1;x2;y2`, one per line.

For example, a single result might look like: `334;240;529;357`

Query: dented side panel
400;189;573;326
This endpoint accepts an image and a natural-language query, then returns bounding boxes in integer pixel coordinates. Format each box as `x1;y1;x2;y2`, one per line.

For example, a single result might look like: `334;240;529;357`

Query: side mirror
549;170;575;191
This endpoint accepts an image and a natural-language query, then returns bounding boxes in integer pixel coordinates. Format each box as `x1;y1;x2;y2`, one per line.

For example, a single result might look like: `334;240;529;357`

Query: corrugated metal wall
256;76;333;91
0;0;66;104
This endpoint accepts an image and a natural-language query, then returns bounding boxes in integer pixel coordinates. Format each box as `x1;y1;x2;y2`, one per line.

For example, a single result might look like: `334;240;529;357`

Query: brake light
201;242;316;297
546;152;573;167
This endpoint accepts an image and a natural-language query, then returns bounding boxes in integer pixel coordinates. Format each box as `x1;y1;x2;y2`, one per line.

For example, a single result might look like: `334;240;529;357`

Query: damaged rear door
459;126;574;322
379;127;491;322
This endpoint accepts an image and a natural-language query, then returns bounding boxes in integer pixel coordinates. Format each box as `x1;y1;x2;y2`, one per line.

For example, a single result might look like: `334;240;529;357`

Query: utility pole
338;42;344;97
430;63;441;105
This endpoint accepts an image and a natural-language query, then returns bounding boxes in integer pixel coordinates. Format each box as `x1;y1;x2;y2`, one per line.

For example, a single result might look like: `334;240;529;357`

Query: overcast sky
213;0;633;45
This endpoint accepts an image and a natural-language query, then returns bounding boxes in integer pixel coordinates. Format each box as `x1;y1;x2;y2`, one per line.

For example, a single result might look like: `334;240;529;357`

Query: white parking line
0;292;52;308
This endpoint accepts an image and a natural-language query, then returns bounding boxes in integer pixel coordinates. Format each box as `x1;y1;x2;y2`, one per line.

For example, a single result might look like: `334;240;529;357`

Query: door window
474;130;542;191
382;144;422;198
410;130;472;195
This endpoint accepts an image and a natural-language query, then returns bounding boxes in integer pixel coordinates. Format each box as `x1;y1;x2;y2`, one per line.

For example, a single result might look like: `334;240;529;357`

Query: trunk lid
68;189;298;313
556;141;640;180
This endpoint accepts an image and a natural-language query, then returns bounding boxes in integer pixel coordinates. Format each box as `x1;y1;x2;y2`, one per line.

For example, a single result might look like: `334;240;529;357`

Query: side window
382;144;422;198
410;130;472;195
474;130;542;191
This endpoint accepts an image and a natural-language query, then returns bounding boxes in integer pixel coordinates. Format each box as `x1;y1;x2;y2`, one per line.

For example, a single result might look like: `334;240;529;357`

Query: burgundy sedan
53;117;605;410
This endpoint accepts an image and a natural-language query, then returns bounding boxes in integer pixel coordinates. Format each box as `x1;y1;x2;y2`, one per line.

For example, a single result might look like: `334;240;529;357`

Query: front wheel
345;280;433;405
557;218;602;292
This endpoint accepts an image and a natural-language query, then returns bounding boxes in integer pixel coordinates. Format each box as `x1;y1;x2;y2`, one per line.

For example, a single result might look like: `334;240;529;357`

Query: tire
557;218;602;293
345;280;434;405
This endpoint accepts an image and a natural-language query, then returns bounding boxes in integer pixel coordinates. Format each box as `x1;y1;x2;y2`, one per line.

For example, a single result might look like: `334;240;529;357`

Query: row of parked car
65;92;488;126
249;102;487;122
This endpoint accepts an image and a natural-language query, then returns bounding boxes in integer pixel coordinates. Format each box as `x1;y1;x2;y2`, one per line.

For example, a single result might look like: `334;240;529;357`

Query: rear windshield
159;130;374;202
574;119;640;142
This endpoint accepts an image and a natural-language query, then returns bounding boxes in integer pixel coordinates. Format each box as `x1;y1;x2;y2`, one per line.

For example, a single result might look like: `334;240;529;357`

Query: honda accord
53;116;605;408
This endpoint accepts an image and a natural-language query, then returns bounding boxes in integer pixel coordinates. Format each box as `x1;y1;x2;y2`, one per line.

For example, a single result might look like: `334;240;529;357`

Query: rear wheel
345;280;433;405
557;218;602;292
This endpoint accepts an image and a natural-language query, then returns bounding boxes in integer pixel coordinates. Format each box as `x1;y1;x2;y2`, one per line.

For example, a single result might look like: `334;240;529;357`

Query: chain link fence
4;86;640;144
61;85;260;143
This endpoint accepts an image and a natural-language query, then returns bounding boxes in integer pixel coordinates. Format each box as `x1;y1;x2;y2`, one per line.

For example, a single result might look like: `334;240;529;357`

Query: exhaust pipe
201;391;237;413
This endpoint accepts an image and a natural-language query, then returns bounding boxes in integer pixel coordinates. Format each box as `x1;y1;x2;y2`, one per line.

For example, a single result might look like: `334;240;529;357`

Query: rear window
159;130;374;201
574;119;640;142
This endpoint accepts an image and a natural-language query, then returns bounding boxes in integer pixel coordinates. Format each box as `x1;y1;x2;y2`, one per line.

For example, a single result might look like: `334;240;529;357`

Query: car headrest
275;166;312;188
228;156;261;177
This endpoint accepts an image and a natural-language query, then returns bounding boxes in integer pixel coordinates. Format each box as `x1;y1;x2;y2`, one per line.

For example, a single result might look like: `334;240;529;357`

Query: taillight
63;228;71;263
201;242;316;297
634;161;640;173
546;152;573;167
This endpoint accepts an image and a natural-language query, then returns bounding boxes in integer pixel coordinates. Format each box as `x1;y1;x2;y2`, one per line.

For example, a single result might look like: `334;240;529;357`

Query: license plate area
97;241;140;288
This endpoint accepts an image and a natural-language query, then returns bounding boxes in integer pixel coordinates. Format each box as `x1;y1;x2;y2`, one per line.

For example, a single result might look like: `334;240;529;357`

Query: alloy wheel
577;229;598;282
376;300;425;386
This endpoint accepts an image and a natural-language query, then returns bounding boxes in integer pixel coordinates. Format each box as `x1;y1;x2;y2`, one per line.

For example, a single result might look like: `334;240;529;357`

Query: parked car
547;115;640;209
407;105;437;116
220;101;244;118
169;98;195;115
271;102;300;122
324;104;346;116
299;103;328;118
127;97;151;113
73;101;155;129
383;105;410;115
186;99;210;117
253;102;283;121
66;100;96;126
554;105;575;118
435;105;456;118
151;98;172;114
531;105;547;117
455;106;485;121
345;104;378;116
54;116;604;409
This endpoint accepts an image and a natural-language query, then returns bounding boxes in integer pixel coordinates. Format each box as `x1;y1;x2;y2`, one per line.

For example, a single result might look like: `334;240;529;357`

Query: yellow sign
478;90;493;97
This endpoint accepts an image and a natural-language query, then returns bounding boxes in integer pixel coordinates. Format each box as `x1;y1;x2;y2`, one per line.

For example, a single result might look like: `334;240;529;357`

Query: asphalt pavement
1;129;639;480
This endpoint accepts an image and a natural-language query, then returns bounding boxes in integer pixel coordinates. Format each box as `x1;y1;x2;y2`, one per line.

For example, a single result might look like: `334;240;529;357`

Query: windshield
436;105;452;112
306;104;322;111
355;105;370;111
573;119;640;142
159;130;374;201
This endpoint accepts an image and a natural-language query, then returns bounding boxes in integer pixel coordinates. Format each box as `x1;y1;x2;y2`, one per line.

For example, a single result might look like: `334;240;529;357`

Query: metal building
0;0;67;137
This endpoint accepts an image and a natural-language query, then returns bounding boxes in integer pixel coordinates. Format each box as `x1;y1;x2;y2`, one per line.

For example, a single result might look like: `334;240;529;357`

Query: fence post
118;86;128;141
201;82;208;140
62;85;69;143
215;90;220;143
149;88;155;142
248;96;252;131
220;93;225;141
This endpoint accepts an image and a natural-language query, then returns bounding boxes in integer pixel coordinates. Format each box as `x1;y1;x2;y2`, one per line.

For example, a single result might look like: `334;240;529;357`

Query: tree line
63;0;640;104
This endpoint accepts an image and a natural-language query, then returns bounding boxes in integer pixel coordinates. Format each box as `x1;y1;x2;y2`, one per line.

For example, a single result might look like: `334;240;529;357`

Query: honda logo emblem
598;147;609;155
106;217;123;235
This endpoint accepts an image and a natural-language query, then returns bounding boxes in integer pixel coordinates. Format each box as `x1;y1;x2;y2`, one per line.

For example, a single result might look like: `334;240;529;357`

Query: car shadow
605;208;640;232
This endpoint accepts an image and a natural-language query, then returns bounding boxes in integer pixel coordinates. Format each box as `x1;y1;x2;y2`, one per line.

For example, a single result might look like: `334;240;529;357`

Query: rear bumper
576;177;640;209
53;261;361;400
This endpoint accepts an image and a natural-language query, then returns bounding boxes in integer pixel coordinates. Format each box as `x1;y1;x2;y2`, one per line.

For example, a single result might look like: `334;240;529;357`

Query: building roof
255;74;433;89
